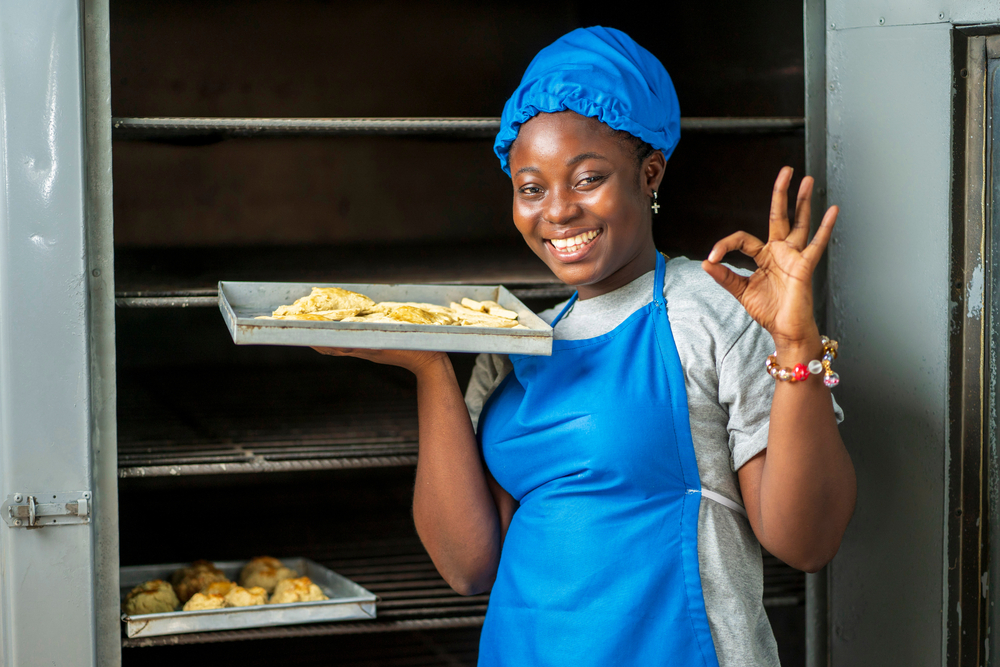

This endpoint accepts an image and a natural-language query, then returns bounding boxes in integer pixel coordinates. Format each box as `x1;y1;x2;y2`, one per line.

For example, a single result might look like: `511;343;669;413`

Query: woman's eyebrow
515;166;540;176
566;152;609;166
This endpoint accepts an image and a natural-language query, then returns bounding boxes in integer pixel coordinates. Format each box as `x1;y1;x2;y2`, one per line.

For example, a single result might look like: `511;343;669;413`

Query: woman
317;26;855;667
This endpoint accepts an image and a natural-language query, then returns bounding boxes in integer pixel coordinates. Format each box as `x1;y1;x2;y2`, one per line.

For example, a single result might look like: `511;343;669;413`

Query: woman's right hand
311;346;447;376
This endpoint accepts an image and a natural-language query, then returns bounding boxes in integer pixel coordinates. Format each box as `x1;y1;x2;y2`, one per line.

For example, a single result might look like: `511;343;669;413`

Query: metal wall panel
829;0;999;29
0;2;97;666
826;22;952;665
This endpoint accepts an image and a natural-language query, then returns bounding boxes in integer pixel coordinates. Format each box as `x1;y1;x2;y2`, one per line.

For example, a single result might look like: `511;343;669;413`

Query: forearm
411;355;501;594
753;341;856;572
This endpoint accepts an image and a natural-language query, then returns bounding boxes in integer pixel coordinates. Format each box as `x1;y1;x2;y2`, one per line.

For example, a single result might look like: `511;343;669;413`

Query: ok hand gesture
701;167;838;353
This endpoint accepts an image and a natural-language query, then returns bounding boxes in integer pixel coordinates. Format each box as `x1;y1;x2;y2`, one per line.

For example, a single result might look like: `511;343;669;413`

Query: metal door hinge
1;492;91;528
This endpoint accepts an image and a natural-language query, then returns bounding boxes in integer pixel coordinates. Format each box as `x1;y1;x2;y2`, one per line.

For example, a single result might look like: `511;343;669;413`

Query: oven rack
121;540;803;648
118;364;419;478
114;242;574;308
112;116;805;140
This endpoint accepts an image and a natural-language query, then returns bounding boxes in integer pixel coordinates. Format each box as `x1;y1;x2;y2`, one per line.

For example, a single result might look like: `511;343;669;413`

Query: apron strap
653;251;666;308
698;488;748;518
551;292;579;327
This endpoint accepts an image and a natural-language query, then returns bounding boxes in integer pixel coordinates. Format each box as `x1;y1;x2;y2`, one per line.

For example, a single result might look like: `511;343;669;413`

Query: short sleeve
719;322;846;471
465;353;514;432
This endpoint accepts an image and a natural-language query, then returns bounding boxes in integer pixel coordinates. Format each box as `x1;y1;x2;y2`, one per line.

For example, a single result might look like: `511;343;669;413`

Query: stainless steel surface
220;282;553;355
2;492;91;528
826;19;953;666
117;296;219;308
804;1;829;665
120;558;377;638
0;2;100;665
828;0;1000;30
84;0;121;662
111;116;804;139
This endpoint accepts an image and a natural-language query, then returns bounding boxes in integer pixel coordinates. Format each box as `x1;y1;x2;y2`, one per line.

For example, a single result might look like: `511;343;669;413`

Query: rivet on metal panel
878;17;885;25
13;493;22;503
83;492;91;499
13;520;21;526
92;268;100;277
961;69;969;79
939;12;945;20
829;84;835;91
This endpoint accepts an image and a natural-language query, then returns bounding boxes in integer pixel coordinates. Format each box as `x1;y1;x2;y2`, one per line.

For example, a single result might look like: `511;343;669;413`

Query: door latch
1;492;91;528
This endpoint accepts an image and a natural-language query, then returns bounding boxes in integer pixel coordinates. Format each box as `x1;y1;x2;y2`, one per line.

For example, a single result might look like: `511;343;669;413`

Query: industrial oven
8;1;989;666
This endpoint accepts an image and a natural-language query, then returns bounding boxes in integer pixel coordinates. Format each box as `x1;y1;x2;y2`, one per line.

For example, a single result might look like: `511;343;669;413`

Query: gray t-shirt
465;256;844;667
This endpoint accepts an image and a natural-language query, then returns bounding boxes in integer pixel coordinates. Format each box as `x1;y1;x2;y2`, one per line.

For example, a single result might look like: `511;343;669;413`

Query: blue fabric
494;26;681;175
476;253;719;666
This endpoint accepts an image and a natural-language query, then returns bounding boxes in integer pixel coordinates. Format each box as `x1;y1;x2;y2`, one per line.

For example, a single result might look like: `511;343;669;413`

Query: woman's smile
545;228;603;261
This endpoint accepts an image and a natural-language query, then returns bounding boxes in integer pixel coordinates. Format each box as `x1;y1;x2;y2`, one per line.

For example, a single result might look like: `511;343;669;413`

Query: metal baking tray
120;558;377;638
219;281;553;355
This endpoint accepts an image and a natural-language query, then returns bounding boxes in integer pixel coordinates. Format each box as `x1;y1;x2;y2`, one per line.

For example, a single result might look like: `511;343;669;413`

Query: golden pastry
239;556;298;595
171;560;229;604
122;579;180;615
182;592;226;611
272;287;376;317
268;576;329;604
224;585;268;607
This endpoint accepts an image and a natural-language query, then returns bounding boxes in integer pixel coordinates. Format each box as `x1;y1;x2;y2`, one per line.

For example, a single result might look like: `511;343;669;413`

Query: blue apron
477;252;719;666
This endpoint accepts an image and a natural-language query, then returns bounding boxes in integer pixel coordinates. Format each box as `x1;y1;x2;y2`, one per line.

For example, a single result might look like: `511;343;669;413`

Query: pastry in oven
122;579;180;615
171;560;229;604
268;576;329;604
238;556;298;595
182;591;226;611
224;585;268;607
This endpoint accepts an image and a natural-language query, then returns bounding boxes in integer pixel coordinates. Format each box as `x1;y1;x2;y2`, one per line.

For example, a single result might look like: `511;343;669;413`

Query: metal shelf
121;540;803;648
117;364;419;478
112;116;804;140
122;542;487;648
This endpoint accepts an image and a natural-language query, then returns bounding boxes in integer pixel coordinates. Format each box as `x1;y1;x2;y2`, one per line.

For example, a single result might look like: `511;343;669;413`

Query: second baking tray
121;558;377;638
219;281;554;355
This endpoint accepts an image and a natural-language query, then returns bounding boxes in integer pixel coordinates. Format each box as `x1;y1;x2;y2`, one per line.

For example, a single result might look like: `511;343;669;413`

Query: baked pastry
268;576;329;604
262;288;524;329
171;560;229;604
224;585;268;607
273;287;376;317
239;556;297;595
122;579;180;615
201;581;236;597
182;592;226;611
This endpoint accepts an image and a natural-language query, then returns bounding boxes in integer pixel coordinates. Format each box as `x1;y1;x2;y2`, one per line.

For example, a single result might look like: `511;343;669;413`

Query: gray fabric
465;256;845;667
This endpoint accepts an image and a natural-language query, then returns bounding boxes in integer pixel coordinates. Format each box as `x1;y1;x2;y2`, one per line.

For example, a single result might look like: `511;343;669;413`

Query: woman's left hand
701;166;838;351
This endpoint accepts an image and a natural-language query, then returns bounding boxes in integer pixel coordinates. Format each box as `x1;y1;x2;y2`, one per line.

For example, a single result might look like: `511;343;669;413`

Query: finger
706;231;766;264
767;166;794;242
311;346;354;356
701;260;751;300
800;205;839;268
787;175;813;250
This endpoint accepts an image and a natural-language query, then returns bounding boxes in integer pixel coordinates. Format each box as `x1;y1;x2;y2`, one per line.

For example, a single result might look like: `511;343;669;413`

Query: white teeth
551;230;599;251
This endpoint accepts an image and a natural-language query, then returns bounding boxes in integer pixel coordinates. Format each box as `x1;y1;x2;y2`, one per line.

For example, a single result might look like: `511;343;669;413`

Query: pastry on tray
122;579;180;615
224;585;268;607
258;286;525;328
182;591;226;611
239;556;298;595
268;576;329;604
171;560;229;604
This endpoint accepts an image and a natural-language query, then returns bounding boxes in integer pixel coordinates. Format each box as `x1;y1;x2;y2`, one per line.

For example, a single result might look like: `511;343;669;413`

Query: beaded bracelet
765;336;840;388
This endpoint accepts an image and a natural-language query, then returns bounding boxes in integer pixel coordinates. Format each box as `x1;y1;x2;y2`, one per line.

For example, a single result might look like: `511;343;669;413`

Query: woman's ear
642;151;667;195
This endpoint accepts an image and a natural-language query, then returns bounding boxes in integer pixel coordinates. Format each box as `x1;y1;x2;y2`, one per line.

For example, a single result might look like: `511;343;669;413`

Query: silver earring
651;190;660;214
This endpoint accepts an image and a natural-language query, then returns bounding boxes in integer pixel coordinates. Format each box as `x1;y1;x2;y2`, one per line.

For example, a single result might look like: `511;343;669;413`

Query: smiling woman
317;25;855;667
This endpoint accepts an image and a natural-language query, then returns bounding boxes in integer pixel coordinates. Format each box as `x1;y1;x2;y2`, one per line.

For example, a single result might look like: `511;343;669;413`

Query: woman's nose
543;188;580;225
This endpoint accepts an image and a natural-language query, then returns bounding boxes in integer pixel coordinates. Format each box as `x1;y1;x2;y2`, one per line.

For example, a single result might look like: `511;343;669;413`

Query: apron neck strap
551;291;579;327
653;251;666;307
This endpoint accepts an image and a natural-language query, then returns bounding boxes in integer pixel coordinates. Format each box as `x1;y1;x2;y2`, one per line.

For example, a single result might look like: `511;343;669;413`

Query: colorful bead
807;360;824;375
777;368;791;381
793;364;810;381
823;372;840;388
765;336;840;388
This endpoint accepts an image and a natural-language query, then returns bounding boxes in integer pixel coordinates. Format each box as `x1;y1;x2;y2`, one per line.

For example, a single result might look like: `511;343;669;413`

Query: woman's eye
577;175;605;187
518;185;543;196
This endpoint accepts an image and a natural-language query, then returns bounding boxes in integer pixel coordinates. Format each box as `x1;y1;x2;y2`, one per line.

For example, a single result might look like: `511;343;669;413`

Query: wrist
410;351;452;379
773;337;823;366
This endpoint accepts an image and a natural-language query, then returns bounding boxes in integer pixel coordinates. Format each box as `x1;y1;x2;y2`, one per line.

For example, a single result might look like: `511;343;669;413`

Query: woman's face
508;111;664;299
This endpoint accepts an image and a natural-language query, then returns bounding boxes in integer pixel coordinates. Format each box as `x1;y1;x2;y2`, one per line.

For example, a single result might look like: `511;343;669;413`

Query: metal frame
946;31;994;667
110;116;805;140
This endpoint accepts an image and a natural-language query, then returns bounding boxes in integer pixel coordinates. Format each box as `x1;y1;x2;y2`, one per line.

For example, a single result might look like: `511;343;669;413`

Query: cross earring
651;190;660;214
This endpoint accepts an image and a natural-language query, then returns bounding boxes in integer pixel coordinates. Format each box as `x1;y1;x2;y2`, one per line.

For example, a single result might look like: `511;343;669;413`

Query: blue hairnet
494;26;681;176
